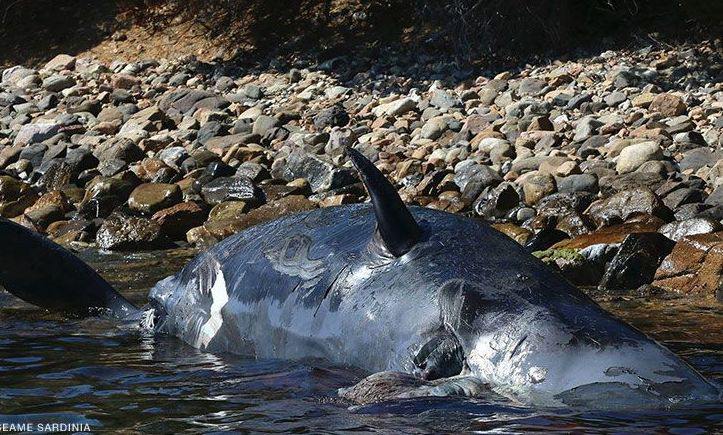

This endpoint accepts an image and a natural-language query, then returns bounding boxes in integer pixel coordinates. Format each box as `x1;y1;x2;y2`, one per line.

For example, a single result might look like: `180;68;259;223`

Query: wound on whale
0;147;719;408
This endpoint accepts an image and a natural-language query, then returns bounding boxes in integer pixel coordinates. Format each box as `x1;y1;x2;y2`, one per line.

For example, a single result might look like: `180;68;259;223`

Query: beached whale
0;148;719;408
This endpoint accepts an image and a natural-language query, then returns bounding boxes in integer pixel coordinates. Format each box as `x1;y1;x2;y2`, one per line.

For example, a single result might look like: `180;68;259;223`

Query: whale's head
401;214;722;409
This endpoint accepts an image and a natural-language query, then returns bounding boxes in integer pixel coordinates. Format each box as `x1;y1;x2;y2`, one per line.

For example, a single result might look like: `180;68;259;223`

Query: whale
0;148;719;408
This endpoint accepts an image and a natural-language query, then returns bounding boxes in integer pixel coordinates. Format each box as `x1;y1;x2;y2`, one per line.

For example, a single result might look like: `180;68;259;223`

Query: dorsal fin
347;147;421;257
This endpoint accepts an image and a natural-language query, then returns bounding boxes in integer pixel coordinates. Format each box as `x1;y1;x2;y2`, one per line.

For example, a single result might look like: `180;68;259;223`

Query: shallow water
1;248;721;433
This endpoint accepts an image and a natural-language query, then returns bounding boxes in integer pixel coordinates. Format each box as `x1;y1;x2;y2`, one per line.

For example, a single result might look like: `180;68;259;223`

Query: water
1;249;721;433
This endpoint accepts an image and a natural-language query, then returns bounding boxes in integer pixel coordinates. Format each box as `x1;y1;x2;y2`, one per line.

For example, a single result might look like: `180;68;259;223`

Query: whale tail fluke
0;217;138;318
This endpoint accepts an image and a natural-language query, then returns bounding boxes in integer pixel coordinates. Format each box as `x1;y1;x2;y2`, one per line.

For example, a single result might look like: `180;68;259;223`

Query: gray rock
659;217;722;241
252;115;281;136
557;173;599;194
420;117;448;140
96;211;169;250
604;92;627;107
13;123;61;146
42;75;75;92
429;89;461;109
453;160;502;200
598;233;675;293
200;176;265;205
277;149;357;193
616;141;662;174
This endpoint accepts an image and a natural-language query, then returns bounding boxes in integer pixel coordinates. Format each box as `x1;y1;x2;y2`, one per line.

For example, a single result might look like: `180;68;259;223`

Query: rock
649;93;687;117
454;160;502;201
313;106;349;130
658;218;722;242
47;219;94;245
517;78;546;96
522;174;556;205
200;176;265;205
429;89;461;109
151;201;208;240
252;115;281;136
21;191;71;231
420;117;448;140
94;137;144;163
525;228;569;252
616;141;662;174
491;223;531;245
42;74;75;92
112;74;141;89
278;149;357;193
128;183;182;214
200;195;316;242
573;117;603;142
208;201;251;221
604;91;627;107
13;123;61;146
585;188;670;227
44;54;76;71
598;232;675;292
557;174;599;194
96;211;169;250
653;233;723;297
372;97;416;117
0;175;33;202
554;219;665;250
473;182;520;219
533;248;600;286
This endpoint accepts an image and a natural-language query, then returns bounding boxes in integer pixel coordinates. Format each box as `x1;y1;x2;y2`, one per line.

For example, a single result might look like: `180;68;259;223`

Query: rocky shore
1;41;722;300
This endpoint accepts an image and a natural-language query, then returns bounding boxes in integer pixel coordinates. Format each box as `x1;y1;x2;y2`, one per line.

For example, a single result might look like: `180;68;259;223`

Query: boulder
96;212;169;250
598;232;675;292
128;183;182;214
585;188;670;227
200;177;265;205
151;201;208;240
653;233;723;298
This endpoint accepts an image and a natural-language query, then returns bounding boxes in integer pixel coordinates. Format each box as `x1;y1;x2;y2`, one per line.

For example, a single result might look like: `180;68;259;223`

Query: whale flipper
0;217;137;318
347;147;420;257
338;371;496;405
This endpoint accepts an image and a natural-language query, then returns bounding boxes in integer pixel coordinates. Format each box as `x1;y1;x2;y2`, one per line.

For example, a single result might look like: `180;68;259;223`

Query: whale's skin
148;204;720;407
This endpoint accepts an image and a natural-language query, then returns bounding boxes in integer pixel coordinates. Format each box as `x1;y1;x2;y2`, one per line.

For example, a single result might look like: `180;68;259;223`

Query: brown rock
492;223;532;245
653;232;723;298
112;74;141;89
649;93;687;117
522;174;557;205
21;191;72;231
553;219;665;250
201;195;316;242
128;183;182;214
208;201;251;221
47;219;94;245
186;225;218;248
0;176;38;218
151;201;208;240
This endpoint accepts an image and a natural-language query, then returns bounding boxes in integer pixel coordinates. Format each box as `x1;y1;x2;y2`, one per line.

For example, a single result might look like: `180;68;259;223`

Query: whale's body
0;149;719;408
148;204;718;407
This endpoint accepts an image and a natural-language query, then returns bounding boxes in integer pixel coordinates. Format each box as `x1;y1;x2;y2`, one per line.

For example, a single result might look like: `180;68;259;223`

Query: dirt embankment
1;0;721;70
